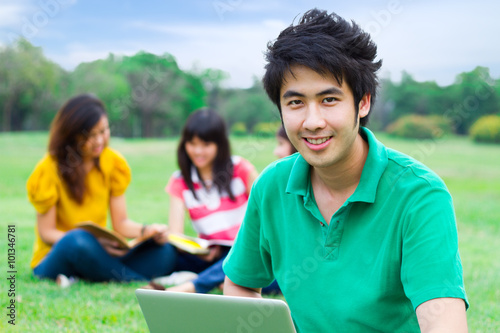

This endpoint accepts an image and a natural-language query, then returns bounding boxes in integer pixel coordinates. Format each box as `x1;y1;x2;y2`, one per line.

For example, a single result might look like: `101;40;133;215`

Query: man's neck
311;133;369;196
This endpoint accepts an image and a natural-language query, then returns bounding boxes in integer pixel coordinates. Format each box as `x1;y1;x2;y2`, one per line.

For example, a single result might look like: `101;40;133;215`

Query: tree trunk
2;94;15;132
141;108;154;138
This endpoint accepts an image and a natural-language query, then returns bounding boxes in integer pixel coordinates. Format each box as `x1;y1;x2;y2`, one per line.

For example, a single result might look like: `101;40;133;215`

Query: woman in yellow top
27;94;175;283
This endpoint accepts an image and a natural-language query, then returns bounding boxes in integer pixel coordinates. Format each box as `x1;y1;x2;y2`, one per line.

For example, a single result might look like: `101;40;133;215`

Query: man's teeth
306;137;330;145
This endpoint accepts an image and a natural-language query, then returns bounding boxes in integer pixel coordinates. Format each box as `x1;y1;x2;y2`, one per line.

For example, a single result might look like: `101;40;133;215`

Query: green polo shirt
223;127;468;333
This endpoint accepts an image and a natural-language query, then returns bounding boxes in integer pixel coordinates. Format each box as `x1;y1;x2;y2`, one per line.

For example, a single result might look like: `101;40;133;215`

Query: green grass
1;132;499;332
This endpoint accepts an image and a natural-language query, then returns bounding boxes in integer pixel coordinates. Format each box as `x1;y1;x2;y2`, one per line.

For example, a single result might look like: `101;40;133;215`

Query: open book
76;222;153;250
76;222;234;255
167;233;234;255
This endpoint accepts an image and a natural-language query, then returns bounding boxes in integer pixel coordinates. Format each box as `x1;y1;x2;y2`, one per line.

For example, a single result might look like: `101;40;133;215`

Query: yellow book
167;233;234;255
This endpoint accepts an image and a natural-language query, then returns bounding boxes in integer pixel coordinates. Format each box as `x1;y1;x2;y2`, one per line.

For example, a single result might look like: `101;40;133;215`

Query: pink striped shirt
165;156;255;242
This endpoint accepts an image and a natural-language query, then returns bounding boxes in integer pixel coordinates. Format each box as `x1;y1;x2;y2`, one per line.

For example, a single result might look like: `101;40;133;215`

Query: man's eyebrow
282;87;344;99
317;87;344;97
282;90;305;99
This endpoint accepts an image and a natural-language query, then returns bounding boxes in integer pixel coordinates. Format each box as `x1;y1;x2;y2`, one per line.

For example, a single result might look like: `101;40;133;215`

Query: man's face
280;65;370;170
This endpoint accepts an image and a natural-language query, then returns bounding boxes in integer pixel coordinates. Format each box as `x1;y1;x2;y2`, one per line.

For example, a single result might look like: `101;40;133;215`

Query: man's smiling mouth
305;137;332;145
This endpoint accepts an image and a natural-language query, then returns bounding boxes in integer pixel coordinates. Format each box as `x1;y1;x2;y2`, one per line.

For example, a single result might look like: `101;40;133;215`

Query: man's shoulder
385;147;447;190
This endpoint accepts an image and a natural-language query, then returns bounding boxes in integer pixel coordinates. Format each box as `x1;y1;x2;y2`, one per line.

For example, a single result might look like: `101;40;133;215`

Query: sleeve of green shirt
400;180;469;310
223;184;275;288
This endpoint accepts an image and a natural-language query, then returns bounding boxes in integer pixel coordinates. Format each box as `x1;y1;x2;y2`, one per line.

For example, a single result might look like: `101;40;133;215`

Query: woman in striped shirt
157;109;259;293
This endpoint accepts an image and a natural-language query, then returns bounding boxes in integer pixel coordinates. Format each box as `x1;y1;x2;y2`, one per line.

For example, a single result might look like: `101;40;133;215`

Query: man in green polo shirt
222;8;468;333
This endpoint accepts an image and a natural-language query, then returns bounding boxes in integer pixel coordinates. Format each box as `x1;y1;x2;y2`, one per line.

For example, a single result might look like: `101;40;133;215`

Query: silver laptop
135;289;297;333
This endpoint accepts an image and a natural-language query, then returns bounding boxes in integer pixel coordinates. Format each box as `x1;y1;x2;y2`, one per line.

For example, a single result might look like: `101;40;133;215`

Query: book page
75;222;154;250
168;234;210;255
76;222;130;248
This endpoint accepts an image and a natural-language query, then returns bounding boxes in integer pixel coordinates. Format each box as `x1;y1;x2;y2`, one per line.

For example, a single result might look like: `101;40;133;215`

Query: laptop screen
135;289;297;333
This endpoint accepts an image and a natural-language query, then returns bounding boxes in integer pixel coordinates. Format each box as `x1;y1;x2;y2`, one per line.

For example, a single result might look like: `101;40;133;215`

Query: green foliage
376;67;500;135
252;121;280;137
445;67;500;135
428;115;454;135
385;72;446;121
1;39;499;140
116;51;207;137
0;39;208;138
69;55;131;135
230;122;247;136
469;114;500;143
386;115;451;139
0;38;67;131
69;51;207;137
217;79;280;132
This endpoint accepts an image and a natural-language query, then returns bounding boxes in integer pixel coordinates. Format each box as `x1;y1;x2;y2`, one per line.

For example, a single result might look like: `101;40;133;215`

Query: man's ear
358;93;371;118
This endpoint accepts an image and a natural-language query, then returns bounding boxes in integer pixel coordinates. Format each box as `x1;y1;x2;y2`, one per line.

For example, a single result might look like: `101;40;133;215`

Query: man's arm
416;297;468;333
223;276;263;298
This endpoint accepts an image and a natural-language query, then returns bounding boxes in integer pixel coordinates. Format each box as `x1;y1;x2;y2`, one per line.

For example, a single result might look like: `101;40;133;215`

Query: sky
0;0;499;88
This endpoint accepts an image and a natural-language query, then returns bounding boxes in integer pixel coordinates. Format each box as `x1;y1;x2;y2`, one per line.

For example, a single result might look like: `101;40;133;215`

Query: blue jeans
170;247;281;294
33;229;177;282
171;246;231;293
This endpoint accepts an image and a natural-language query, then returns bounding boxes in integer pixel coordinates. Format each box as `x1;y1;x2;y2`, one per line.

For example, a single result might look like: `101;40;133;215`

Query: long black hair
48;94;107;203
177;109;235;201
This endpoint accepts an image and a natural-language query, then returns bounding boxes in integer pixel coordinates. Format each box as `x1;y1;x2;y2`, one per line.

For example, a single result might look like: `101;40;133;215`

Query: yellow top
26;147;131;268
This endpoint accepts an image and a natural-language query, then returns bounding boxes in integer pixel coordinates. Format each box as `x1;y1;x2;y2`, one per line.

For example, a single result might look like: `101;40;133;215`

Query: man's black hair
263;8;382;126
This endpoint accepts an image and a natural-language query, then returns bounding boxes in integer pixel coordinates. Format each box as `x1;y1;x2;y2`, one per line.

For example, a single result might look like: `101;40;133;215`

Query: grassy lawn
1;132;499;332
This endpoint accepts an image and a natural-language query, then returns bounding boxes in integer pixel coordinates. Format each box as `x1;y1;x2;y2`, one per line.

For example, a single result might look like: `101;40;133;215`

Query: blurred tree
375;68;500;135
194;67;229;109
217;78;279;132
67;51;207;137
68;54;131;136
443;66;499;134
2;39;498;138
383;71;445;123
117;52;206;137
0;38;66;131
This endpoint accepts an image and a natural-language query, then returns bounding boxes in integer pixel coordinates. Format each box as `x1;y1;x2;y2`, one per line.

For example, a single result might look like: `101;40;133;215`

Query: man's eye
289;100;302;106
323;97;336;103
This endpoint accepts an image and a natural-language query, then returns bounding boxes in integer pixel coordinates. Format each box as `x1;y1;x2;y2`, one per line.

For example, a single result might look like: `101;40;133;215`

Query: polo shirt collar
285;153;310;197
285;127;388;204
